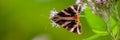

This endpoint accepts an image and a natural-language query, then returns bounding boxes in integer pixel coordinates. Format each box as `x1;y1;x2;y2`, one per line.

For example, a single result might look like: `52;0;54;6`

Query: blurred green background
0;0;119;40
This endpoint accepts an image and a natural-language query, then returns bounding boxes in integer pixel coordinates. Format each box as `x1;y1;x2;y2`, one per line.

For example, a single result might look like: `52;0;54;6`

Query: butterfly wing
51;4;82;34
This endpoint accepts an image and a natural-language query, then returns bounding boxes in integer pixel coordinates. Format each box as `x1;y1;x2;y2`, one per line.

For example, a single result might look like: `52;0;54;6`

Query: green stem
104;9;116;40
106;16;116;40
115;22;120;40
114;3;120;40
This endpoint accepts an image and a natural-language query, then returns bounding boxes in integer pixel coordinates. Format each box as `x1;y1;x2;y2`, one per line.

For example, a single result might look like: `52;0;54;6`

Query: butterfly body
51;4;82;34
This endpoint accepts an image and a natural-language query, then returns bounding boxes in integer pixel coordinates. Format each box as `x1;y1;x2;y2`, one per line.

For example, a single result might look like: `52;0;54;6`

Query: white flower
50;9;60;28
81;3;87;12
50;9;58;19
32;34;50;40
87;0;91;2
76;0;80;4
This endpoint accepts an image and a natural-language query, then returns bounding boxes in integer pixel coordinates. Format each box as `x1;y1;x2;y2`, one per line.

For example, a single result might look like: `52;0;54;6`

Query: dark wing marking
51;4;82;34
57;11;71;17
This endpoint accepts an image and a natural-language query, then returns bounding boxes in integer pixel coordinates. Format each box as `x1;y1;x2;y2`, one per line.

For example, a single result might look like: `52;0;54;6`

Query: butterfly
50;3;82;34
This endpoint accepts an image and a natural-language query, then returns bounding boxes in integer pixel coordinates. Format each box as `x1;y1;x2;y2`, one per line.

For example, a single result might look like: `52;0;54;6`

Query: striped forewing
51;4;82;34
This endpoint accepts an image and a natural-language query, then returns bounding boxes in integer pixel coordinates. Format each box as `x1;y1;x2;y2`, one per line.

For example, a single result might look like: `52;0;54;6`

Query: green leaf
84;6;107;34
112;26;118;36
118;0;120;18
110;17;117;28
84;34;101;40
110;16;118;36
